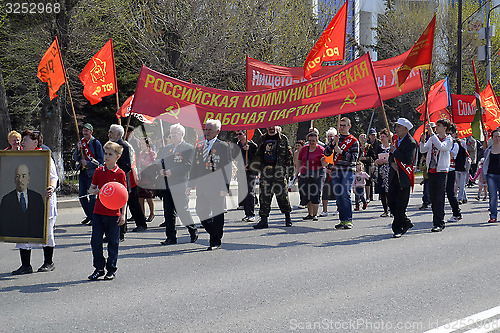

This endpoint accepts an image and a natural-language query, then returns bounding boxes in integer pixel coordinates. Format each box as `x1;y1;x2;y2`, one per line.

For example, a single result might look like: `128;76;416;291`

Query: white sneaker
297;205;306;209
246;216;255;222
448;215;462;222
331;210;339;215
319;212;328;217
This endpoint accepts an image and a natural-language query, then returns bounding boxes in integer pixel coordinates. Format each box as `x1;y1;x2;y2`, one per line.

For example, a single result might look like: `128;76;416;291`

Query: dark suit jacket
389;134;417;188
0;189;45;238
157;141;194;189
189;138;231;194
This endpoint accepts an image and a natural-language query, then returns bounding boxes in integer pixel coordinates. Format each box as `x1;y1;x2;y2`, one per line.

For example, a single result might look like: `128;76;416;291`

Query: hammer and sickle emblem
341;88;357;109
162;102;181;119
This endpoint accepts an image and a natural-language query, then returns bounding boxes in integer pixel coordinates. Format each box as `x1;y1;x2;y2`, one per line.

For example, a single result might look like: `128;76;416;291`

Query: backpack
454;140;469;171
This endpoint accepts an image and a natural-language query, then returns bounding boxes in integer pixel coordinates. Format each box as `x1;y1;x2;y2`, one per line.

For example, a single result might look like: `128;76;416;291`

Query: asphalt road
1;185;500;333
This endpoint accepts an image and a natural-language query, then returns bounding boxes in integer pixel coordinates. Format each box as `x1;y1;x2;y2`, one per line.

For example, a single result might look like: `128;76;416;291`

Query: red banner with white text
247;50;422;101
132;53;382;130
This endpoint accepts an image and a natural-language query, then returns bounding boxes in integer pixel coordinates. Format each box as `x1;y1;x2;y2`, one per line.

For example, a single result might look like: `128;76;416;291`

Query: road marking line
462;322;500;333
424;305;500;333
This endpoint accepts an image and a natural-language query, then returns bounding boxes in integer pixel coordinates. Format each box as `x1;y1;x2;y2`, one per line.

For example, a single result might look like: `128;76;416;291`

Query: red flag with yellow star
79;39;117;105
397;14;436;88
303;1;347;79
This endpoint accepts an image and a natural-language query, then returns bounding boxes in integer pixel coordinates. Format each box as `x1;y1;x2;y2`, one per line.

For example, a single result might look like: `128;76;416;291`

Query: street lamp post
486;1;500;82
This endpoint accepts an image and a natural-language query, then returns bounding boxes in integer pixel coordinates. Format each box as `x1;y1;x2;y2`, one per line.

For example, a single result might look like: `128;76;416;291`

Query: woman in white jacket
419;119;453;232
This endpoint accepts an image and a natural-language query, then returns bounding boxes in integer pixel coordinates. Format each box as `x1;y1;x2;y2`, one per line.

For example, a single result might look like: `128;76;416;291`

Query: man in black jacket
156;123;198;245
388;118;417;238
186;119;231;251
234;129;258;222
0;164;44;238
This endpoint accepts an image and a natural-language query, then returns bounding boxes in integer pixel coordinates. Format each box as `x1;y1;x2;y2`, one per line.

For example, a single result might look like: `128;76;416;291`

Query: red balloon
99;182;128;210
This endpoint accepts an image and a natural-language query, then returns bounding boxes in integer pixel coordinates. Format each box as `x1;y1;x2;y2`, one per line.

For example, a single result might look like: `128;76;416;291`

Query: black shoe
254;216;269;229
419;205;428;210
37;262;55;272
159;221;167;227
206;245;221;251
285;213;292;227
402;223;414;235
302;215;314;220
119;237;124;242
160;238;177;245
431;226;443;232
127;217;135;222
12;265;33;275
81;217;91;225
104;272;115;280
88;269;105;280
189;230;199;243
132;226;147;232
393;233;402;238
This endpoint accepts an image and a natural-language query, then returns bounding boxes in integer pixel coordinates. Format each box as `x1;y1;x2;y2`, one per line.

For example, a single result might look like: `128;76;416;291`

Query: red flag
37;37;66;100
116;94;155;124
303;1;347;79
416;77;451;117
420;108;451;122
480;82;500;131
397;14;436;88
79;39;117;105
413;124;424;143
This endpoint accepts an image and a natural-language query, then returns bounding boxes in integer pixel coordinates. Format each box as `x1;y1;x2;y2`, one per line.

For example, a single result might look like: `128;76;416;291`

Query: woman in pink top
296;132;327;220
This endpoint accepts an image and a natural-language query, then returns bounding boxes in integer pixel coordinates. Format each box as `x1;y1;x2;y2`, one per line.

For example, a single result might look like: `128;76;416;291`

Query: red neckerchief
81;137;96;161
393;135;415;189
327;134;357;180
332;134;357;168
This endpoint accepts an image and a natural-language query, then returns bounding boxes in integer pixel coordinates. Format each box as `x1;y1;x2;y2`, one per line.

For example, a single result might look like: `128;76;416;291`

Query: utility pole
457;0;462;94
486;0;492;82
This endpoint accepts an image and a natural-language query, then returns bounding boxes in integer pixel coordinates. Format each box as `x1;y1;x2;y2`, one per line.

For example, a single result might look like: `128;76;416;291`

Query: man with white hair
388;118;417;238
108;124;147;240
156;123;198;245
186;119;231;251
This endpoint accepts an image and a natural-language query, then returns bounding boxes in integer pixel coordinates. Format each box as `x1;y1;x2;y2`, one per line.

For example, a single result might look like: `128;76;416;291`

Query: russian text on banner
132;53;382;130
247;50;422;101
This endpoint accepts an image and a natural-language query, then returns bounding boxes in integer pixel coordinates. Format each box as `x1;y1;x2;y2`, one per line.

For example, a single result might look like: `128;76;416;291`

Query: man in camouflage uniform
251;126;294;228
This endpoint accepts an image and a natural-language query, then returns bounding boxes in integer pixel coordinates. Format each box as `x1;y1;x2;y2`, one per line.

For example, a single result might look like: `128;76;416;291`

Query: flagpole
110;38;121;125
472;59;486;141
55;36;85;167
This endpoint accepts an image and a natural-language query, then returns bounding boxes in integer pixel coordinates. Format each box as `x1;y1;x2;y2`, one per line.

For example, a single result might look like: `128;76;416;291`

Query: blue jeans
79;171;96;219
330;169;355;222
487;174;500;219
422;178;430;206
91;214;120;273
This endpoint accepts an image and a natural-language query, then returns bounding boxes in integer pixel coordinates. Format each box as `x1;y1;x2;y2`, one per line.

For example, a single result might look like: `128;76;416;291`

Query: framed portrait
0;150;50;244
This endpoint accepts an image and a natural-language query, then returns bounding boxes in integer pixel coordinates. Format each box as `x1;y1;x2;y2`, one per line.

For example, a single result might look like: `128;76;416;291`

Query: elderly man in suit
186;119;231;251
0;164;44;238
388;118;417;238
157;123;198;245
